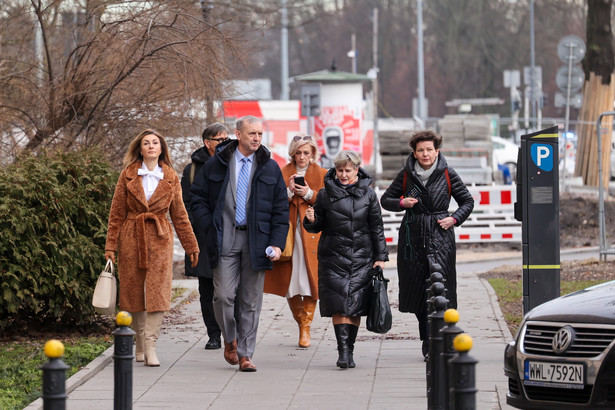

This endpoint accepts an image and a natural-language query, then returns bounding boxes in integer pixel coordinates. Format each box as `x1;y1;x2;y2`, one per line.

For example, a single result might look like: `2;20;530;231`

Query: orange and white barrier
379;184;521;244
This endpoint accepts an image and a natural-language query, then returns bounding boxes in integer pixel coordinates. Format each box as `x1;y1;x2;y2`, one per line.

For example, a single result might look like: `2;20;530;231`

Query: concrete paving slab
25;249;525;410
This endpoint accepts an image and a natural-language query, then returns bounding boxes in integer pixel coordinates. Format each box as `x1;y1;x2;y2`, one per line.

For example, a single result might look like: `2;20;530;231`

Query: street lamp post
417;0;426;122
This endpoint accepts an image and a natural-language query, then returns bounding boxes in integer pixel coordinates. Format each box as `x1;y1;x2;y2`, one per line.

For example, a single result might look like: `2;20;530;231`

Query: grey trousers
212;229;265;359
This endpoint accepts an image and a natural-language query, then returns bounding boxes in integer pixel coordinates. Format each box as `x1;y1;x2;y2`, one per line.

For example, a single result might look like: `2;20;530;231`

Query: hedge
0;150;118;331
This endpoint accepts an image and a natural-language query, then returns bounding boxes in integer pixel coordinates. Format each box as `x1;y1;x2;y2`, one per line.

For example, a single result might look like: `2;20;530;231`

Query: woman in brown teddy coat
105;129;199;367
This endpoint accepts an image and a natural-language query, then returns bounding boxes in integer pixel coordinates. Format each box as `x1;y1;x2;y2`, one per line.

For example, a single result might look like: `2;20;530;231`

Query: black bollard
427;295;448;410
41;339;69;410
450;334;478;410
427;272;445;315
429;262;443;275
113;311;135;410
425;272;446;404
441;309;464;410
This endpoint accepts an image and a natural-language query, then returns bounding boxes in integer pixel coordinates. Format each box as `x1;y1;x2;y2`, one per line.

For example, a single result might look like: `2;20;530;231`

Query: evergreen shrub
0;150;118;331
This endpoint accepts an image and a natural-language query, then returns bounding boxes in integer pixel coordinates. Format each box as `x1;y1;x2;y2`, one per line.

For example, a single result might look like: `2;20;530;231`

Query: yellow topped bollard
444;308;460;324
44;339;65;359
450;333;478;409
42;339;69;410
454;333;473;352
116;311;133;327
441;309;464;409
113;311;135;409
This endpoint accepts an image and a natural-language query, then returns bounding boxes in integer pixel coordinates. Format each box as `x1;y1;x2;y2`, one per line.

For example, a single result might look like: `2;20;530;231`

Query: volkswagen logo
552;326;575;354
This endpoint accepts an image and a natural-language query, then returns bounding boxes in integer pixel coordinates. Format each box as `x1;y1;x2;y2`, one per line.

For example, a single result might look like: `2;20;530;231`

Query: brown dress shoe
239;356;257;372
224;339;239;365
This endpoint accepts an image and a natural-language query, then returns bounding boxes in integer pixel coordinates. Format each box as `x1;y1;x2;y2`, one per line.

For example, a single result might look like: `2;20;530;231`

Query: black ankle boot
334;324;350;368
347;325;358;368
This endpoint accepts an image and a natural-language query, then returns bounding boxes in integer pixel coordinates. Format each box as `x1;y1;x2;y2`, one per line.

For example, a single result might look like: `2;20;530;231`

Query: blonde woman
264;135;327;348
105;129;199;367
304;150;388;368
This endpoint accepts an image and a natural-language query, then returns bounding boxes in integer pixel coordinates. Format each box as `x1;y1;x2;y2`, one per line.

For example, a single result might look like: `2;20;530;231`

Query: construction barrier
378;184;521;245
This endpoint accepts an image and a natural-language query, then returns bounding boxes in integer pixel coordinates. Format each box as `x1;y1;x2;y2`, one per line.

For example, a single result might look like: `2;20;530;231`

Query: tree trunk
576;0;614;187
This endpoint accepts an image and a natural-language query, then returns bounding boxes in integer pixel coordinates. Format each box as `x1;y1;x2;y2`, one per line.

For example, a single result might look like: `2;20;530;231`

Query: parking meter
514;126;560;314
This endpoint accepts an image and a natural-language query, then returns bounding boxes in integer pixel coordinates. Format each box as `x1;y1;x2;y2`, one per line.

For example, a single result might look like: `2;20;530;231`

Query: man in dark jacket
190;115;289;372
181;123;229;350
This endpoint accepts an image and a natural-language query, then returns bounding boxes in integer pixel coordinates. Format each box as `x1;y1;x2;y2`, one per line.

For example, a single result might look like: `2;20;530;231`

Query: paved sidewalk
26;252;518;410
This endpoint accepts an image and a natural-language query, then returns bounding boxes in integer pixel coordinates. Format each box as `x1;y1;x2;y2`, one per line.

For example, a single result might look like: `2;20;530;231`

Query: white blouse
138;163;164;201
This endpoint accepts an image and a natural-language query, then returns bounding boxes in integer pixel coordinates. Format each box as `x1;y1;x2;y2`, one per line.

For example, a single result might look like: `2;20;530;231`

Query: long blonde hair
122;129;173;169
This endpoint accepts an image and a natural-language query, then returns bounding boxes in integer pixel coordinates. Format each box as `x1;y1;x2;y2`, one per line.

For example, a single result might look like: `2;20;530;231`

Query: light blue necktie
235;157;250;225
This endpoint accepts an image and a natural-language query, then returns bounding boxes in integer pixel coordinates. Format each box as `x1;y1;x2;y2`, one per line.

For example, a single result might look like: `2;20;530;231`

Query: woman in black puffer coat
380;130;474;359
304;150;388;369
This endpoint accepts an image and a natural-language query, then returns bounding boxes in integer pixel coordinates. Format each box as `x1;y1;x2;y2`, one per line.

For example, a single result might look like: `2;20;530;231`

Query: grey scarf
414;157;439;185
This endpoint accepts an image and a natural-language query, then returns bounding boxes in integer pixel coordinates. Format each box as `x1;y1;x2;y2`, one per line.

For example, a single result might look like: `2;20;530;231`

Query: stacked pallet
379;130;413;180
575;72;615;188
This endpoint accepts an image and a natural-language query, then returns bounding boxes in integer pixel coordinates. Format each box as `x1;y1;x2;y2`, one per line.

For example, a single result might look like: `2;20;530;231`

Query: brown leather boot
299;297;317;348
287;295;303;325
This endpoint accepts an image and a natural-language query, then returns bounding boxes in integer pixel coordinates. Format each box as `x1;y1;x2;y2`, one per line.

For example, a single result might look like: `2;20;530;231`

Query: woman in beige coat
105;129;199;367
264;135;327;347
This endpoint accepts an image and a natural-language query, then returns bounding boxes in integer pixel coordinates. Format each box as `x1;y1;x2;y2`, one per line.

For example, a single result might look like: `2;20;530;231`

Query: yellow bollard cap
453;333;473;352
44;339;65;359
444;309;459;324
116;311;132;327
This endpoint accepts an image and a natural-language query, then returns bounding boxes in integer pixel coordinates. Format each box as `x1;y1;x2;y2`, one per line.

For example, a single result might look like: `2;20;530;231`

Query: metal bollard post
441;309;464;410
427;272;445;315
425;271;446;407
41;339;69;410
450;334;478;410
113;311;135;410
427;295;448;410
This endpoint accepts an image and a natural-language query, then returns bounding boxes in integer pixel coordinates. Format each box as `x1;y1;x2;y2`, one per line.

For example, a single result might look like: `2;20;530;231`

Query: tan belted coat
105;162;199;312
264;162;327;298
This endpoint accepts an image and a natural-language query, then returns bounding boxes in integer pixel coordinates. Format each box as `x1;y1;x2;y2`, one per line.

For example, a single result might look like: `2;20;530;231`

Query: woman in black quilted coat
380;130;474;358
304;150;388;369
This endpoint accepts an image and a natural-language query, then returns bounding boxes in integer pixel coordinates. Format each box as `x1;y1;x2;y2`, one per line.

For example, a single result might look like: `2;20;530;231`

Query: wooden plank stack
575;72;615;189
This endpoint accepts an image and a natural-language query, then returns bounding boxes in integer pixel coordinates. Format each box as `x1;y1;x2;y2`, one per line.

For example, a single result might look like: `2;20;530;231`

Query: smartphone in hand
294;176;305;186
406;185;421;198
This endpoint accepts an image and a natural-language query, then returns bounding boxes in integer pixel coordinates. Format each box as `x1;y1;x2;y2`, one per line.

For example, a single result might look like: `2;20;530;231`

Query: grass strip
488;278;605;336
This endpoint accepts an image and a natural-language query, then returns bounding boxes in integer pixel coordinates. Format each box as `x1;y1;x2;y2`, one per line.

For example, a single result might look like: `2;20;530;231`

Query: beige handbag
92;259;117;315
278;222;295;262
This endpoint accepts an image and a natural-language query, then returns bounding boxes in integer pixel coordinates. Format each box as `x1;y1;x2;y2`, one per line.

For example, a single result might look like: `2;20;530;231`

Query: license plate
524;361;584;387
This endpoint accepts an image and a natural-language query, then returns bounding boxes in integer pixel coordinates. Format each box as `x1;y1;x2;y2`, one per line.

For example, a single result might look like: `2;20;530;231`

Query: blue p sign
531;143;553;172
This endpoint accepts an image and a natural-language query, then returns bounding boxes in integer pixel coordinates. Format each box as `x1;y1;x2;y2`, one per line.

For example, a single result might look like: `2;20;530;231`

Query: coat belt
127;211;168;269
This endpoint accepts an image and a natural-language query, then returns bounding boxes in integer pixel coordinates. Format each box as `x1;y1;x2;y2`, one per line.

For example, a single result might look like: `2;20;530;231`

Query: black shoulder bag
366;266;393;334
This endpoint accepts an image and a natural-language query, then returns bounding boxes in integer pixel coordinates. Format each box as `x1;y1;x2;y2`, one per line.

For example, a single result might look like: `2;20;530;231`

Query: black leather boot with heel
334;324;350;368
347;325;358;368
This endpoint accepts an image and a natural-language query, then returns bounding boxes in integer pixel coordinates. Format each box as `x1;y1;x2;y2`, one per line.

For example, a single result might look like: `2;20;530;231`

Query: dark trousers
198;277;221;339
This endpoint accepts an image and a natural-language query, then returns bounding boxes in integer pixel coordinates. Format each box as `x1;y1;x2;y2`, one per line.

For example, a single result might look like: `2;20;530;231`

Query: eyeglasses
209;137;228;143
293;135;313;142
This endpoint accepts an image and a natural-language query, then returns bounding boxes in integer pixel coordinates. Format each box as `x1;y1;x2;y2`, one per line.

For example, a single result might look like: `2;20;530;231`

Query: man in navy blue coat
190;115;288;372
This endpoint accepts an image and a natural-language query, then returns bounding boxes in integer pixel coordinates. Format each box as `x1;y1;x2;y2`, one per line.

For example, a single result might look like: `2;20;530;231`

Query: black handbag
366;266;392;334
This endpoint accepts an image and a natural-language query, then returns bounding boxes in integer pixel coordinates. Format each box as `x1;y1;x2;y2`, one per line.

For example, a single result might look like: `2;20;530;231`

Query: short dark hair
202;123;229;141
409;130;443;151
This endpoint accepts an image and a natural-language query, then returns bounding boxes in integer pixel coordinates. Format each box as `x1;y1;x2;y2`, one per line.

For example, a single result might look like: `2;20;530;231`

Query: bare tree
245;0;588;121
0;0;251;165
